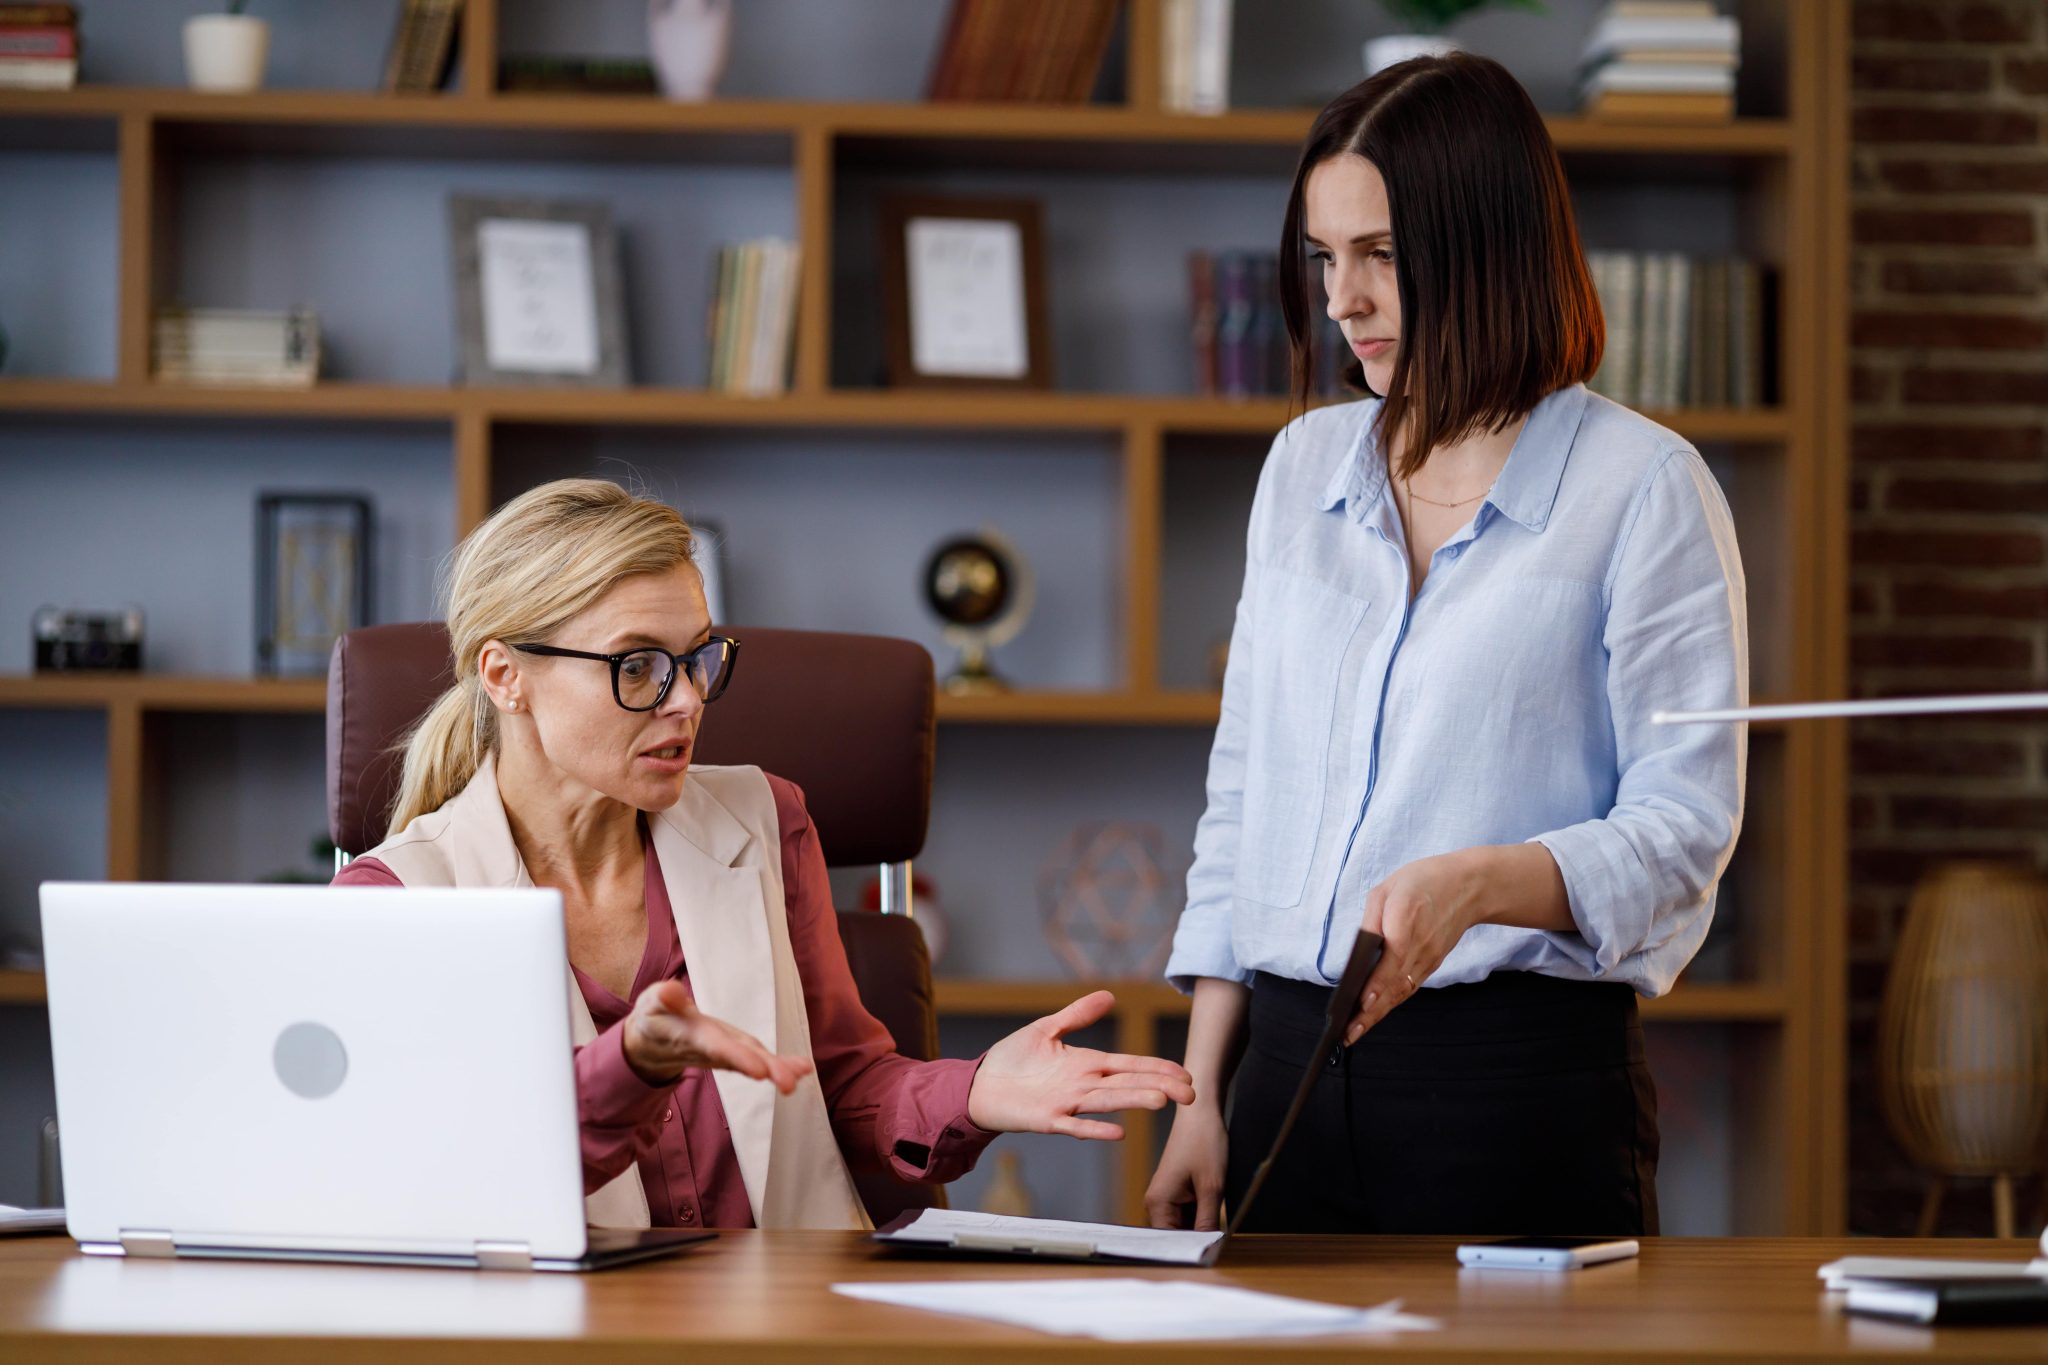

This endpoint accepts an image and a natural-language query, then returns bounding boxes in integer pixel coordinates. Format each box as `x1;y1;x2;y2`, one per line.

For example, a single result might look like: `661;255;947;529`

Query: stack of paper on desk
1818;1255;2048;1291
875;1209;1222;1265
832;1278;1438;1342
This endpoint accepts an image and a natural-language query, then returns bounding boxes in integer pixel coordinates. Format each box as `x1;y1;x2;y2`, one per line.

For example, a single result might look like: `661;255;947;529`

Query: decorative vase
647;0;733;102
183;14;270;93
1363;33;1460;76
1878;862;2048;1238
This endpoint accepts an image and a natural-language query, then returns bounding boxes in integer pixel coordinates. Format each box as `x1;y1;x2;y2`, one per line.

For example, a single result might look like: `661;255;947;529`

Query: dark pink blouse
332;774;990;1228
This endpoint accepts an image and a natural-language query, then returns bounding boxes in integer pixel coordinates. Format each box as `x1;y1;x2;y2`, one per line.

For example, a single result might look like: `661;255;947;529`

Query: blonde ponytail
382;478;696;839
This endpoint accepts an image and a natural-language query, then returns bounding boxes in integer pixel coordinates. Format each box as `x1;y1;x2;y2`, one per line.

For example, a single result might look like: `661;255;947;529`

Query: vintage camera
33;606;144;672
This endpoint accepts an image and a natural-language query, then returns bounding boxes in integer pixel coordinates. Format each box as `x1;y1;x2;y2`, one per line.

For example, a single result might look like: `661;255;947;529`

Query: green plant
1379;0;1544;32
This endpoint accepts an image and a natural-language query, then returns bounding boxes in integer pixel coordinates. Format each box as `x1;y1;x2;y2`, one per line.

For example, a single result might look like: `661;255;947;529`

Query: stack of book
1584;251;1773;410
926;0;1118;103
382;0;463;94
706;240;800;397
1160;0;1231;114
0;3;78;90
154;307;321;388
1578;1;1738;122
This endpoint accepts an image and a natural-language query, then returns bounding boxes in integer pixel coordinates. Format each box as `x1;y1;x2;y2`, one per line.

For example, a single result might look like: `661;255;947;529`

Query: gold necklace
1399;477;1491;509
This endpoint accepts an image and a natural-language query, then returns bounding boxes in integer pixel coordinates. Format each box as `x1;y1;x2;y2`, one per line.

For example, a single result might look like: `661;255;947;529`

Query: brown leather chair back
325;621;946;1224
327;622;934;866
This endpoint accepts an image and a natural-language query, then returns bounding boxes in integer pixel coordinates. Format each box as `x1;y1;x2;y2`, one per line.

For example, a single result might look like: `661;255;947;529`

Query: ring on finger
1403;971;1416;990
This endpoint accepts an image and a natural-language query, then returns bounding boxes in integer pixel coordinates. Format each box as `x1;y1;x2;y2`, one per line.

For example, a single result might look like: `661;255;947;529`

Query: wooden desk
3;1233;2045;1362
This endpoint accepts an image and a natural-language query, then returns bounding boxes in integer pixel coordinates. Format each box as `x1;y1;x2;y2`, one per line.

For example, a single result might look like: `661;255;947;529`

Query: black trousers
1224;970;1660;1236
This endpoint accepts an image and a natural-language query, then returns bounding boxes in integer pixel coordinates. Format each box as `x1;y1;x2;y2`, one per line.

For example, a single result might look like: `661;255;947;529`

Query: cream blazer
362;755;871;1230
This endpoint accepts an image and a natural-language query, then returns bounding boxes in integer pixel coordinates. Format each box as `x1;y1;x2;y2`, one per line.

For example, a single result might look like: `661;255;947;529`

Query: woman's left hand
1345;849;1483;1045
967;991;1197;1140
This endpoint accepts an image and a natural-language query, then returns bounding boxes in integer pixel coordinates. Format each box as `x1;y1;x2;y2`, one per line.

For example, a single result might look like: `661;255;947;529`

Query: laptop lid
40;881;591;1264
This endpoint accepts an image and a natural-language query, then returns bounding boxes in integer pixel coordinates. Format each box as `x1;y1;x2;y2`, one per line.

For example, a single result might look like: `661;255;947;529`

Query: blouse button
663;1107;675;1123
679;1204;697;1224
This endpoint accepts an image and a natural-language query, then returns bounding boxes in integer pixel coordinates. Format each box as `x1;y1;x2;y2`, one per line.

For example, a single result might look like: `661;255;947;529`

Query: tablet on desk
873;928;1386;1267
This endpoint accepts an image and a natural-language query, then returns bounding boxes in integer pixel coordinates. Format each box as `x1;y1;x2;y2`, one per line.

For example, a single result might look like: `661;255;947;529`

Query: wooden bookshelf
0;378;1795;443
0;0;1849;1233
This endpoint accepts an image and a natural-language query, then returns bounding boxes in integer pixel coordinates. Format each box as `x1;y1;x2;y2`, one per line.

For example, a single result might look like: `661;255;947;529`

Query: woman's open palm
966;991;1195;1139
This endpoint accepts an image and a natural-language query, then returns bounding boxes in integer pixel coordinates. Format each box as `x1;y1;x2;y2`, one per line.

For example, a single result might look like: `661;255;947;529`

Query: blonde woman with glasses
334;478;1193;1231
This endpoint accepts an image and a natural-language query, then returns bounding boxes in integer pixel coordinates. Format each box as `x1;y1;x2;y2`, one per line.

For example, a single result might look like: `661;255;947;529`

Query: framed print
880;195;1051;389
256;493;373;677
449;194;630;387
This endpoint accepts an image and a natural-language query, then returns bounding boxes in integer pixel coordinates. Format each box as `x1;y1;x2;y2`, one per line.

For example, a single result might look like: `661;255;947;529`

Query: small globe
924;539;1010;628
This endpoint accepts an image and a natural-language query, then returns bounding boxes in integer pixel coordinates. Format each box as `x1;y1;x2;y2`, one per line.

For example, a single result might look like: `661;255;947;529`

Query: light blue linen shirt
1164;383;1747;998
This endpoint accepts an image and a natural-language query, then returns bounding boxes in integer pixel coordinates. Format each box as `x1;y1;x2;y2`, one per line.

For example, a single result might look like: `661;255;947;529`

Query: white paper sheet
878;1208;1222;1265
832;1278;1439;1342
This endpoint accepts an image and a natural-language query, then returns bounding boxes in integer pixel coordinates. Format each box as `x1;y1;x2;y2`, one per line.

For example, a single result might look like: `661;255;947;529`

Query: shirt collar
1316;401;1390;524
1314;384;1589;532
1484;383;1587;532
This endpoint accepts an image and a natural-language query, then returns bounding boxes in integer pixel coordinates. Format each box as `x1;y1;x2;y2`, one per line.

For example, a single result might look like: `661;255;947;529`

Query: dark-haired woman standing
1145;53;1746;1237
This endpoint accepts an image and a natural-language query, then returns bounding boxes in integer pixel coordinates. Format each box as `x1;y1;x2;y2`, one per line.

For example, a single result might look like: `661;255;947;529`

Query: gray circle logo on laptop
273;1022;348;1099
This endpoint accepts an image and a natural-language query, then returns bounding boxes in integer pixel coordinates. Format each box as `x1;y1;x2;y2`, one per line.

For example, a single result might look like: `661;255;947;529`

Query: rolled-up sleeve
1529;448;1748;988
771;776;996;1184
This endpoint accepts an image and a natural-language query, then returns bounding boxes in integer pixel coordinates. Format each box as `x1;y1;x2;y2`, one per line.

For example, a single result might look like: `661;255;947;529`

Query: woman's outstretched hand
622;978;814;1094
966;991;1196;1139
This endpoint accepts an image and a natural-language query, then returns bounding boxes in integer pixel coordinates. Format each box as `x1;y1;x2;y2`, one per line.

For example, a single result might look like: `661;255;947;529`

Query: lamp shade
1878;863;2048;1177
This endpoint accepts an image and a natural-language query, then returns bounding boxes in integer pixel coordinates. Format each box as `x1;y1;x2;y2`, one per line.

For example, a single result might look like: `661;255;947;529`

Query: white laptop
39;881;714;1272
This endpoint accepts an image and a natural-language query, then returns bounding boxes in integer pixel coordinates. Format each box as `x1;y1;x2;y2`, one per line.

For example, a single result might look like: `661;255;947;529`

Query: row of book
1160;0;1232;115
1188;251;1352;402
927;0;1118;103
706;239;801;397
1579;0;1738;122
1586;252;1774;411
154;307;321;388
0;2;77;90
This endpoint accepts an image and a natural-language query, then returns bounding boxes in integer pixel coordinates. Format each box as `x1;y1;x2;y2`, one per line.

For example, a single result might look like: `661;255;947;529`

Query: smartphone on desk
1456;1236;1640;1271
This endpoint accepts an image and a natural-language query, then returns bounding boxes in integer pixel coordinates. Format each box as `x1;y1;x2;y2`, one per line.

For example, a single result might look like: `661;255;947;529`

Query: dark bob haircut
1280;53;1603;475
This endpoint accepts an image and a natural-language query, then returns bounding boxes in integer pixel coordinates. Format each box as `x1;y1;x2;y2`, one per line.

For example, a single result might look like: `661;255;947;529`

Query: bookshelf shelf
0;380;1793;444
0;968;1795;1022
933;976;1788;1023
0;0;1848;1236
0;677;1807;730
0;677;1218;727
0;970;45;1007
0;85;1796;161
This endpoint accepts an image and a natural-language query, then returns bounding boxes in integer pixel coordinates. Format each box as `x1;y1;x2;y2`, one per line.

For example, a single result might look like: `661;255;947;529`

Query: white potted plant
184;0;270;93
1365;0;1543;75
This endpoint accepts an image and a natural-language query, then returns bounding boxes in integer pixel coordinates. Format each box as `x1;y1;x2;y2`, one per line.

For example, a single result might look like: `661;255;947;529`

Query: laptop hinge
474;1240;534;1271
118;1229;177;1258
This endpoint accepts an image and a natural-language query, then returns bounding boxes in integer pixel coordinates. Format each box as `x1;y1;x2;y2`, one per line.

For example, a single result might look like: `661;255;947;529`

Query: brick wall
1848;0;2048;1234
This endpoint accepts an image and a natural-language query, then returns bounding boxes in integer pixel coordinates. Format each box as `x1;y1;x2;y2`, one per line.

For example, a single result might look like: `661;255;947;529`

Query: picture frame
448;194;630;387
256;493;374;677
879;194;1051;389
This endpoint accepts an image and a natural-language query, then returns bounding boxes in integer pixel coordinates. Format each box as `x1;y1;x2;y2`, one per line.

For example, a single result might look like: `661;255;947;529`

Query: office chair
326;621;946;1226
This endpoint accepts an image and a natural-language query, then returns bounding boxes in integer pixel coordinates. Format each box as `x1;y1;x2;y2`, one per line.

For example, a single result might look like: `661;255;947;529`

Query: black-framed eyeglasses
511;636;740;712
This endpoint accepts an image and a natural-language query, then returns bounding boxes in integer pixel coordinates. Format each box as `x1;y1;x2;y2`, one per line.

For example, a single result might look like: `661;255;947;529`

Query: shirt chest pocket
1234;569;1368;909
